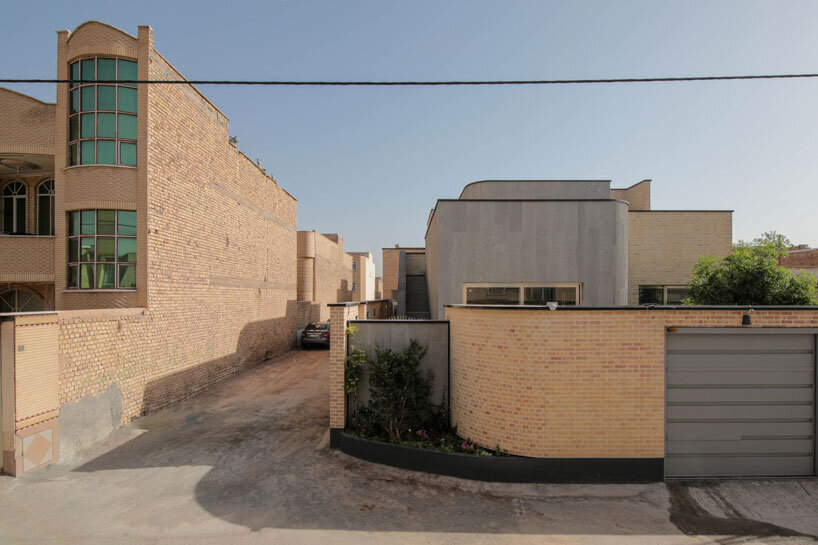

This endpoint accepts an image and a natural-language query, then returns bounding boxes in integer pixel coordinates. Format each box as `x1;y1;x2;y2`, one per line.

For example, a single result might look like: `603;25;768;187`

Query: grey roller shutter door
665;333;815;478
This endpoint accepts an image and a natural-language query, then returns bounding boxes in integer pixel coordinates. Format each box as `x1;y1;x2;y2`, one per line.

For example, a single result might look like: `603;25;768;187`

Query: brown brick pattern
446;306;818;458
51;23;309;424
329;304;359;428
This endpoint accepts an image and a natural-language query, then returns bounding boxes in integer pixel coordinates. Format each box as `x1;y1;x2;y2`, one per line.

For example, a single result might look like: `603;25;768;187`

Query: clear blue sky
4;0;817;272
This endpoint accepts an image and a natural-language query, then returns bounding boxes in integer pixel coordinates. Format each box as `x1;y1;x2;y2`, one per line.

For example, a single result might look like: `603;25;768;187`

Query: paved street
0;348;815;545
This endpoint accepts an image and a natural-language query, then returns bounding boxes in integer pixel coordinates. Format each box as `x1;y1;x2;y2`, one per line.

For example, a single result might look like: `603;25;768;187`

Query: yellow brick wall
382;248;399;302
628;211;732;304
382;247;424;302
0;235;54;281
329;304;359;428
610;180;651;210
0;88;55;152
56;24;308;423
445;306;818;458
312;233;354;321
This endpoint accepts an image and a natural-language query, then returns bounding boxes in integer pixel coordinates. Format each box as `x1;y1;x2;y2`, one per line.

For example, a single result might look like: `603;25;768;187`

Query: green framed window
68;57;137;166
67;210;136;290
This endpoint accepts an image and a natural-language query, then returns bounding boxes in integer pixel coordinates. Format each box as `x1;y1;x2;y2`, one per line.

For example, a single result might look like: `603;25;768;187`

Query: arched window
37;179;55;236
0;289;46;313
2;181;26;234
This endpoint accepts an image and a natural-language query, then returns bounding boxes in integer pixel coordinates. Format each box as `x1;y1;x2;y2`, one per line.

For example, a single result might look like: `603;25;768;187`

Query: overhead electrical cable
2;72;818;86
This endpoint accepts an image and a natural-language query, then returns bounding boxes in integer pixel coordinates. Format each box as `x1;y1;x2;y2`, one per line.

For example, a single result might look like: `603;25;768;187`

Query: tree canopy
687;232;818;305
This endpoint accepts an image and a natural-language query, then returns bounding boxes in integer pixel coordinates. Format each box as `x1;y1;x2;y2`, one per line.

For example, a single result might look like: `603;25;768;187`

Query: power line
2;73;818;86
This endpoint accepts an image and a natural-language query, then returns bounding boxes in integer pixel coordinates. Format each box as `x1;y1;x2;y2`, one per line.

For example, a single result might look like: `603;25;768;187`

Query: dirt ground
0;348;816;545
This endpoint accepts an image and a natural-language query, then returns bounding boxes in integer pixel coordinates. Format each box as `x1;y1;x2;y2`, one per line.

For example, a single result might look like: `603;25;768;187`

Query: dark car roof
305;322;330;329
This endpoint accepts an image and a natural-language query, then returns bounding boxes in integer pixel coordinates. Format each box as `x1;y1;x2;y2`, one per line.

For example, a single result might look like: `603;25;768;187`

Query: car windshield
306;323;329;330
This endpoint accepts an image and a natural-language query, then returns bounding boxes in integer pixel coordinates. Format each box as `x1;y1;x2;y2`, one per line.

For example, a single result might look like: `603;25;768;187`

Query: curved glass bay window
67;210;136;290
2;181;26;234
37;179;54;235
68;57;137;166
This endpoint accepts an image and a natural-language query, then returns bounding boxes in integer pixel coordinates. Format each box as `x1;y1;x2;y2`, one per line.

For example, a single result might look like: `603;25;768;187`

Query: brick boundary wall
328;300;392;430
445;306;818;459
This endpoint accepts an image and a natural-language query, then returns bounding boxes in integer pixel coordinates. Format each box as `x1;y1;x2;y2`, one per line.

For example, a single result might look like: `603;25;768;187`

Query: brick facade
627;211;732;304
0;22;316;449
297;230;354;321
445;306;818;458
610;179;651;210
52;23;306;422
0;88;56;305
381;246;424;303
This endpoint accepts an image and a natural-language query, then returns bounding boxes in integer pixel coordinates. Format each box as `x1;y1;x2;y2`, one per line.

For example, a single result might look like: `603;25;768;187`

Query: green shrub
367;339;434;442
687;233;818;305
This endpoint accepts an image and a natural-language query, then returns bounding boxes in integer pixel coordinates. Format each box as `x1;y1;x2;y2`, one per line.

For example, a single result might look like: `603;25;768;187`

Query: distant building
347;251;376;301
296;231;355;320
780;245;818;277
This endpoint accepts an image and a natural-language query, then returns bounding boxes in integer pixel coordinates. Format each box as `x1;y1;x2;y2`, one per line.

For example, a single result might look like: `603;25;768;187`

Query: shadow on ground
70;349;817;540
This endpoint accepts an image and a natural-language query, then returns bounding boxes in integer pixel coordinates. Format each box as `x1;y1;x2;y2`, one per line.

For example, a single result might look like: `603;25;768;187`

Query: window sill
0;234;55;238
64;164;137;171
63;289;137;293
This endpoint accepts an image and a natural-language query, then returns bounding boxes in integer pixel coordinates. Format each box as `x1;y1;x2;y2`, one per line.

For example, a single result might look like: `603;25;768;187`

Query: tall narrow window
37;180;55;235
67;210;136;290
2;181;26;234
68;57;138;166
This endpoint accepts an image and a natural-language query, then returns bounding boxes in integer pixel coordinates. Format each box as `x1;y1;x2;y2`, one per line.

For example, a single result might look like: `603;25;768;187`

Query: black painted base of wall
331;429;663;483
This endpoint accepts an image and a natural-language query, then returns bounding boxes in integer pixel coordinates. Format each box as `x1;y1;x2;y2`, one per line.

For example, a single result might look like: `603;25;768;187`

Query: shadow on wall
141;299;321;415
336;279;351;306
59;299;321;461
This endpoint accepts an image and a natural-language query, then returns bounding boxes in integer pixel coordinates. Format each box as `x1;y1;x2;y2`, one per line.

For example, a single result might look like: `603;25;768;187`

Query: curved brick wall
447;306;818;459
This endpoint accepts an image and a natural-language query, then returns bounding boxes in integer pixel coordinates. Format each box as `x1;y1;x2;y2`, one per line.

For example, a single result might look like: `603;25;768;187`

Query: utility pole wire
2;73;818;86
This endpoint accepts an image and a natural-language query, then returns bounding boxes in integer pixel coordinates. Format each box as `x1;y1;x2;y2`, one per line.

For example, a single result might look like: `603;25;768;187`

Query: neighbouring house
413;179;732;319
296;230;356;321
374;276;382;299
0;21;316;475
381;244;426;316
347;251;376;302
780;245;818;278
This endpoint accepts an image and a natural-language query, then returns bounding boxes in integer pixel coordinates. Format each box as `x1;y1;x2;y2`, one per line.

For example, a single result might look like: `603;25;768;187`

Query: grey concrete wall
347;321;449;415
460;180;611;200
58;383;123;461
426;200;628;318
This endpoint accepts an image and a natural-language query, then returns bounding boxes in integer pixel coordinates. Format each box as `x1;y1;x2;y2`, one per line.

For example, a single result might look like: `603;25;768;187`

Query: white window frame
462;282;582;306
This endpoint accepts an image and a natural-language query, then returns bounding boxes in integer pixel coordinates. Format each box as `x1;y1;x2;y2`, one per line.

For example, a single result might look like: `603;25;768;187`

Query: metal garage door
665;331;816;478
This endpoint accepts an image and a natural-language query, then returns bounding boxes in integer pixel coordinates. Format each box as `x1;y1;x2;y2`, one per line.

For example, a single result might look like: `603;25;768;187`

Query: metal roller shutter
665;332;816;478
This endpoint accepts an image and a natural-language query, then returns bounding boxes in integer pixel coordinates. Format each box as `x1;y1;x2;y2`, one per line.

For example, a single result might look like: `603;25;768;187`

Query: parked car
301;322;330;349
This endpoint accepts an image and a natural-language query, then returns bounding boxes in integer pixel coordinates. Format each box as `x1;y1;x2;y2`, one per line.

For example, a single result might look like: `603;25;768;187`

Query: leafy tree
367;339;433;441
687;234;818;305
749;231;791;252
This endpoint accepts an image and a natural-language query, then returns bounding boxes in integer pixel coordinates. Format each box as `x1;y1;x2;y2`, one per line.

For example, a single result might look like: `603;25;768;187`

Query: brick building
1;22;316;468
296;230;355;321
348;251;376;301
780;245;818;278
388;179;732;318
